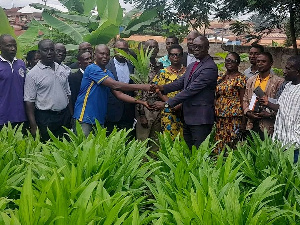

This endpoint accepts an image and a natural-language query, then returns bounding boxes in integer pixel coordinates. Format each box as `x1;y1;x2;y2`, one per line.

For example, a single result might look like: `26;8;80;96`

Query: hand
140;84;151;91
142;101;154;110
139;115;148;128
256;110;272;118
153;101;165;110
259;95;269;106
150;84;163;93
246;111;262;120
30;124;37;137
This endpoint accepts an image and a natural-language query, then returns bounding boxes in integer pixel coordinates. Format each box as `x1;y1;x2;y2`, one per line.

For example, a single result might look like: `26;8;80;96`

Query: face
145;41;159;59
78;52;92;70
225;54;239;71
0;36;17;61
30;52;41;67
39;41;55;66
169;48;183;66
79;43;93;56
114;41;129;63
166;38;177;51
54;44;66;64
249;47;261;65
284;61;299;82
95;46;110;67
187;32;199;51
192;38;209;60
256;54;272;73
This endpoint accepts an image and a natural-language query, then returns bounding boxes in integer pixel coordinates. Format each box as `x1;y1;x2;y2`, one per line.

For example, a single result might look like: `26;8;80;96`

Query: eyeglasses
169;53;183;58
225;58;238;63
192;44;207;50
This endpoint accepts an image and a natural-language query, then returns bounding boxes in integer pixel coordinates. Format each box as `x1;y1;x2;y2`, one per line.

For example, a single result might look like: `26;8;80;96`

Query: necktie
188;61;199;80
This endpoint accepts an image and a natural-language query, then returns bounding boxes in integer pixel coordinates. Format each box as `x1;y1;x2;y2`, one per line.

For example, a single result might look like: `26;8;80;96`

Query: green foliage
0;125;299;224
272;67;284;77
161;22;189;43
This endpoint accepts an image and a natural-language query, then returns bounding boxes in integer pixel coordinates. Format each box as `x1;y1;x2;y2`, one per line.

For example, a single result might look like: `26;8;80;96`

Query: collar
37;61;58;70
187;53;194;57
0;55;17;63
79;68;84;74
114;57;127;66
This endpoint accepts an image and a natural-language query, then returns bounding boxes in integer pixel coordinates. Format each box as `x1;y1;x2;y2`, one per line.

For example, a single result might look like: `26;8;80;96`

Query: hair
167;44;183;54
38;39;53;50
187;30;201;38
77;51;91;60
26;50;37;61
145;39;158;47
227;52;241;64
251;43;264;53
114;39;128;47
195;35;209;48
0;34;14;45
166;36;179;44
287;55;300;71
258;52;273;63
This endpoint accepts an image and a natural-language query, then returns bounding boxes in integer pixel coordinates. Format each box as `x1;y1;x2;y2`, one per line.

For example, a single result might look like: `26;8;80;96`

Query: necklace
169;65;184;74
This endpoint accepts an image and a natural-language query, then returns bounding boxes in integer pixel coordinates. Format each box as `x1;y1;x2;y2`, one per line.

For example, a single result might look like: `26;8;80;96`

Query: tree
216;0;300;54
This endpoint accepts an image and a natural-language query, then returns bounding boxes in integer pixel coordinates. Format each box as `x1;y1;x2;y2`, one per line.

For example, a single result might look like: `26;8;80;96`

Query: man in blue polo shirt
73;44;152;136
0;34;27;130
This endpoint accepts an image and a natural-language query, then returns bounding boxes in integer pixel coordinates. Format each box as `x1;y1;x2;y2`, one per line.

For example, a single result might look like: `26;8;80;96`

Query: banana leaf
96;0;123;27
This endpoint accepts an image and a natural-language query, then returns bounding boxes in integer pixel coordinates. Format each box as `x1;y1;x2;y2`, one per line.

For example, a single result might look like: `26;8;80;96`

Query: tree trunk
289;2;298;55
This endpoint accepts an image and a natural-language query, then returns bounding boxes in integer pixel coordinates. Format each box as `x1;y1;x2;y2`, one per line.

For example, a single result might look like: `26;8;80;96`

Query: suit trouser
136;109;161;153
183;123;213;149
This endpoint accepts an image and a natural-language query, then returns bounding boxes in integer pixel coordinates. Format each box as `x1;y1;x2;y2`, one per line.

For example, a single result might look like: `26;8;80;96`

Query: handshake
149;84;163;93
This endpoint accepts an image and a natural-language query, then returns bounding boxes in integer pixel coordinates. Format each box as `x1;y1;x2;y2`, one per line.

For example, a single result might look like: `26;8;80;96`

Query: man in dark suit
153;36;218;149
182;30;201;67
105;39;135;134
68;52;93;111
69;42;93;69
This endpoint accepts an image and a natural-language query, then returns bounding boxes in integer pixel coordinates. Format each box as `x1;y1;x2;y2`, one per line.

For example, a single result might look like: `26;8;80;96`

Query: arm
67;95;73;116
162;73;185;94
25;102;37;136
259;95;279;112
102;77;150;92
167;67;217;107
112;90;150;108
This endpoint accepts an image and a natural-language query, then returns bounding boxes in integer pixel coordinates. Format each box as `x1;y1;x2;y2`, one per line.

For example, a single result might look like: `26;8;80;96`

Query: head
225;52;240;72
114;39;129;63
79;42;93;56
78;51;92;71
186;30;200;53
38;39;55;66
26;50;41;68
284;56;300;84
165;36;179;51
94;44;110;68
54;43;66;64
249;43;264;65
144;39;159;59
192;36;209;60
256;52;273;74
0;34;17;62
168;44;183;66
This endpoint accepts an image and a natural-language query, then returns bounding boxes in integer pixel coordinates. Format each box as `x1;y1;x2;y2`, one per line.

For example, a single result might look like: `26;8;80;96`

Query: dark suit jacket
68;69;83;111
105;58;135;123
164;55;218;125
182;52;188;67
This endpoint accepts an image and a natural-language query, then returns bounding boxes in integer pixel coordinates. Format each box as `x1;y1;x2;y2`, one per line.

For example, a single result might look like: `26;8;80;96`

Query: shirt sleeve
24;73;37;102
88;66;110;85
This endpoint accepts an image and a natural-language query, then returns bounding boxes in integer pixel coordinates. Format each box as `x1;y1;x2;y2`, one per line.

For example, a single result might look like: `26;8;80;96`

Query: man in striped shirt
259;56;300;163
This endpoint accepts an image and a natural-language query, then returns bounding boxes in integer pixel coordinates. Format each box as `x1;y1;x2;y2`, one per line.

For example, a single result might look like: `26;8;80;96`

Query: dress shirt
114;58;130;83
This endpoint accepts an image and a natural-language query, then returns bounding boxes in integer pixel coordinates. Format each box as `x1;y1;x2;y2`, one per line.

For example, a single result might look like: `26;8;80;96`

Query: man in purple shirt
0;34;27;130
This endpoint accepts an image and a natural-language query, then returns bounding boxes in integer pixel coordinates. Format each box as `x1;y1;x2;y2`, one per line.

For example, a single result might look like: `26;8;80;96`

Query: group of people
0;31;299;161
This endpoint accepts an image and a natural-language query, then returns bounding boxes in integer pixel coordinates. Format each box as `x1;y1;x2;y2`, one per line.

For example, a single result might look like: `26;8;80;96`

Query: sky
0;0;134;11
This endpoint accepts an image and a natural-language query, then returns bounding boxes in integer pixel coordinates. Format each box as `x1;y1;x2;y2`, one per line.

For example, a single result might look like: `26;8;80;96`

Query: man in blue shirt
0;34;27;130
73;44;152;136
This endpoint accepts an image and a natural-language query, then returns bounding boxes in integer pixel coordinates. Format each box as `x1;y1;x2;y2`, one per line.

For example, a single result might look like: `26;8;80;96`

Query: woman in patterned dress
153;44;186;138
215;52;246;153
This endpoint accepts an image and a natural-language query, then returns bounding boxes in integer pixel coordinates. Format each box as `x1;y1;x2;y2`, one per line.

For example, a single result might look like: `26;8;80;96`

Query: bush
0;125;299;224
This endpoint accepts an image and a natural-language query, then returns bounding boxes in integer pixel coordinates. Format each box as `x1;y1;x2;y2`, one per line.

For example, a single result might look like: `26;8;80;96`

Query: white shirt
273;82;300;148
114;58;130;83
187;53;197;67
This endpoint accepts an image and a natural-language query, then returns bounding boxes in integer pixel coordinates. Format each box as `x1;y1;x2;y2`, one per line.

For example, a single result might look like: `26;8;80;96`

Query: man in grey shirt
24;39;72;141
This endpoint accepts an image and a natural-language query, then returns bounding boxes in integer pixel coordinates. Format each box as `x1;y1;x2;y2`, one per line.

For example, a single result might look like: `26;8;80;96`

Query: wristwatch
164;102;170;108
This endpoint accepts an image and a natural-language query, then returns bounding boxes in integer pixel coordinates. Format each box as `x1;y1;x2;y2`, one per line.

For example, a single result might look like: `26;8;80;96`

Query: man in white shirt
182;30;201;67
105;39;135;134
259;56;300;163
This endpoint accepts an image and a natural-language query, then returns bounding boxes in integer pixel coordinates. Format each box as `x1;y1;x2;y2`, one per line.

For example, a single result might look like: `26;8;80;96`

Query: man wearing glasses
152;36;218;149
